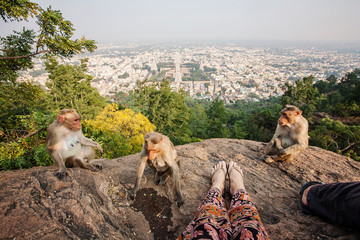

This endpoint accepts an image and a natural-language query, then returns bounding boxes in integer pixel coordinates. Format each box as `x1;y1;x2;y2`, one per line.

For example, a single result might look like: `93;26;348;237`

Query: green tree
244;108;280;142
1;0;98;124
0;110;55;170
227;97;282;141
337;69;360;115
314;75;337;94
132;79;192;145
315;69;360;116
46;58;107;120
281;75;319;117
0;1;96;83
0;81;50;132
227;109;247;139
207;97;229;138
188;101;209;139
309;118;360;161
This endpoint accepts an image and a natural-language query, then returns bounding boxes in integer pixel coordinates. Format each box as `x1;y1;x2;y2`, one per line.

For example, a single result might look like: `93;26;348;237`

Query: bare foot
211;161;227;194
228;161;245;195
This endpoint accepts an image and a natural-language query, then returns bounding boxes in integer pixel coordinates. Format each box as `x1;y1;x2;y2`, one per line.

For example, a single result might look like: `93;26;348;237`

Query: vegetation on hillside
1;0;359;170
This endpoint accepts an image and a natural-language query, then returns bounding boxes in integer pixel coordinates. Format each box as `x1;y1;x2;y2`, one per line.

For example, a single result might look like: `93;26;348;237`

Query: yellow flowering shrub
84;103;156;158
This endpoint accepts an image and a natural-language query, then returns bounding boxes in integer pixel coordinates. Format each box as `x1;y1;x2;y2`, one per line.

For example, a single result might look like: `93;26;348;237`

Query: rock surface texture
1;139;360;240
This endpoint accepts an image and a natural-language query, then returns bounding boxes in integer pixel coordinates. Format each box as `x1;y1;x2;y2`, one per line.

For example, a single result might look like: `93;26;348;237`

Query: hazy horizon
2;0;360;46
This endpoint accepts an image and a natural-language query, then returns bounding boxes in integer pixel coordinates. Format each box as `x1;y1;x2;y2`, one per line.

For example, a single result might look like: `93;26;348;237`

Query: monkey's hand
279;148;285;155
92;163;103;170
96;144;103;155
56;170;68;179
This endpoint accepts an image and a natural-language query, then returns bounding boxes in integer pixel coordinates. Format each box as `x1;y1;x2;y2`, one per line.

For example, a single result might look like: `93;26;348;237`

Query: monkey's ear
296;110;302;116
57;115;65;123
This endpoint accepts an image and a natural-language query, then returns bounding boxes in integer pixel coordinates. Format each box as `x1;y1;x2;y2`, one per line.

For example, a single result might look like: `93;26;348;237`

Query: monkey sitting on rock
265;105;309;163
131;132;184;207
47;109;103;179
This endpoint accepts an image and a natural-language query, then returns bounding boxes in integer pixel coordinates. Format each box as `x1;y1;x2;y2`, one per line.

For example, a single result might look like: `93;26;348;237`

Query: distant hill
1;139;359;240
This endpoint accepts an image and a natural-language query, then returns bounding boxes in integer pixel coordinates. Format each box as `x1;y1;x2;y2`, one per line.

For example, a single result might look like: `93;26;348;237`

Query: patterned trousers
178;188;270;240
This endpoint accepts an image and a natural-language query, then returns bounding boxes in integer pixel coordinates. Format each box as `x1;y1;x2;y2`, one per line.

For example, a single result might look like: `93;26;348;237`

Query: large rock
1;139;360;240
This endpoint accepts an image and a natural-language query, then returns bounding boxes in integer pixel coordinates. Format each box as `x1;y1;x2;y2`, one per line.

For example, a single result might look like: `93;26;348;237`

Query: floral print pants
178;188;270;240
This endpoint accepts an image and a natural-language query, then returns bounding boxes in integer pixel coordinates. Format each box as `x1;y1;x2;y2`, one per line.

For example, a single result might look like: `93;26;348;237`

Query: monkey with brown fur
130;132;184;207
47;109;103;179
265;105;309;163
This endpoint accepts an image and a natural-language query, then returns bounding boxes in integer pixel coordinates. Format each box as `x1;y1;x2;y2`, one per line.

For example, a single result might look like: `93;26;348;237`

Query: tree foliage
281;75;319;117
1;0;100;126
0;111;54;170
310;118;360;161
0;81;50;131
132;79;192;144
1;1;96;83
315;69;360;116
188;101;209;139
338;69;360;105
84;103;156;159
207;97;229;138
45;58;107;120
0;0;39;22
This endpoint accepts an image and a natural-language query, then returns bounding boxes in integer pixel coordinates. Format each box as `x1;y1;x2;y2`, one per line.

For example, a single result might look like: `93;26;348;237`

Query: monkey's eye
74;119;80;122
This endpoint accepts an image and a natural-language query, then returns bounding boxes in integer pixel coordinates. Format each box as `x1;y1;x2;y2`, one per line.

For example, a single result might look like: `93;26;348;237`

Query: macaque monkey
47;109;103;179
265;105;309;163
131;132;184;207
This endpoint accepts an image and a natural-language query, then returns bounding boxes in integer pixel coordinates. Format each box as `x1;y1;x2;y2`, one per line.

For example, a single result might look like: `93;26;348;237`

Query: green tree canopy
281;75;319;117
0;81;50;132
0;0;39;22
132;79;191;144
0;0;96;83
187;100;209;139
45;58;107;120
309;118;360;161
207;97;229;138
338;69;360;106
314;69;360;116
314;74;337;94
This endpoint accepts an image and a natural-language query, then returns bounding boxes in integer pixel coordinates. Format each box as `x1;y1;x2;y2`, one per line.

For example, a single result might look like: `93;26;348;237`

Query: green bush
0;141;53;170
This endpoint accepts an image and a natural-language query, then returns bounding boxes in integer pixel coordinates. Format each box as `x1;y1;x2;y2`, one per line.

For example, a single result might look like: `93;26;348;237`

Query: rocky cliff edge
1;139;360;240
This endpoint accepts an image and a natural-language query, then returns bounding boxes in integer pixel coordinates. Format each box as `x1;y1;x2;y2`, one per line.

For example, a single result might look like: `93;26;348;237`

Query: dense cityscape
20;43;360;103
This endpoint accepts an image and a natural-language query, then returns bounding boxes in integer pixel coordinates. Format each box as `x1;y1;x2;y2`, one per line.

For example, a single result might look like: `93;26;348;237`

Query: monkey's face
64;113;82;131
279;110;300;126
72;117;82;131
147;147;160;160
144;135;163;161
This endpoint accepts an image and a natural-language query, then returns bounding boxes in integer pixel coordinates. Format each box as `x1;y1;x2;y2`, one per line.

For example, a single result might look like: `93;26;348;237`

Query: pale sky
2;0;360;44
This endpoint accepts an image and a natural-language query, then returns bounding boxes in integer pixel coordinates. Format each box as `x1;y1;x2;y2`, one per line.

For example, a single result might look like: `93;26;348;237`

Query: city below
19;42;360;104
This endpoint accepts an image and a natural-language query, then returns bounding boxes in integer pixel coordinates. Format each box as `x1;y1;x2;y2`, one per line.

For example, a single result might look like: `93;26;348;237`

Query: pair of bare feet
211;161;246;195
